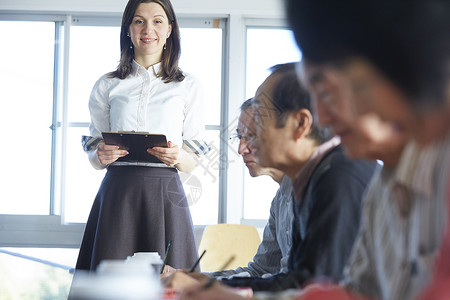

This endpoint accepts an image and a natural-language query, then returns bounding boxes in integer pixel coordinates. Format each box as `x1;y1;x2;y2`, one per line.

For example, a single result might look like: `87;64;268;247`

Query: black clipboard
102;131;168;163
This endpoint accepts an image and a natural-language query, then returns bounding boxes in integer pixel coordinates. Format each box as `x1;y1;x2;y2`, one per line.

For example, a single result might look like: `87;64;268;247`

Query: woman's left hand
147;141;181;167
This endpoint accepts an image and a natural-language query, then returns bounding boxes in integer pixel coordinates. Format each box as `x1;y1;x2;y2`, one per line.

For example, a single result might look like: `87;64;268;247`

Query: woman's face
129;2;172;65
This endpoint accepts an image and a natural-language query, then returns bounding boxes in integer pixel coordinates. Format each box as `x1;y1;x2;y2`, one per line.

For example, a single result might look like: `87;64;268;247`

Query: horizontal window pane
0;21;55;215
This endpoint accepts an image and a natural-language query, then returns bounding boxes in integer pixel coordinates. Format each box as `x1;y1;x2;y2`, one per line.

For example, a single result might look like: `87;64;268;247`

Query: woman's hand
148;141;182;167
96;142;129;166
148;141;198;172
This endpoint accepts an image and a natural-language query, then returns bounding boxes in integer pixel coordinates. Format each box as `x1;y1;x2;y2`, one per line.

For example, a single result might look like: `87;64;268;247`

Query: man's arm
211;185;287;278
220;156;376;291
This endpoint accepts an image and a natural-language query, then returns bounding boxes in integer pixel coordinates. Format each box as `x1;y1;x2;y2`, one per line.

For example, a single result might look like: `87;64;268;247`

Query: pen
202;255;235;290
189;249;206;273
160;239;172;274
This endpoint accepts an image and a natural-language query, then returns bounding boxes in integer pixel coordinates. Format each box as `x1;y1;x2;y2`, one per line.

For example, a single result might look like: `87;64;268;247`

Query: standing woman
76;0;208;271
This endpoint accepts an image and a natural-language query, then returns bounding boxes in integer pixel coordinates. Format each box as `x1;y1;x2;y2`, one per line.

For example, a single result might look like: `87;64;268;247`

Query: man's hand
160;264;177;278
179;280;252;300
161;270;199;292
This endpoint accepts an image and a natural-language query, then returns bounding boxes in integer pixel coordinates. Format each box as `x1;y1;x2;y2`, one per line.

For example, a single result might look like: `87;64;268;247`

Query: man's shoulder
311;145;378;189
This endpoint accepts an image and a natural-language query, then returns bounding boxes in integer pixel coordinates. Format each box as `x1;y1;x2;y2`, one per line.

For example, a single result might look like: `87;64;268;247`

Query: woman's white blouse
88;61;206;169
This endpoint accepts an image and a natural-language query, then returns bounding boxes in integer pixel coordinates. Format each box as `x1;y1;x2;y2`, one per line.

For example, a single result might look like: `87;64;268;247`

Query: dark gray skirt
75;166;199;271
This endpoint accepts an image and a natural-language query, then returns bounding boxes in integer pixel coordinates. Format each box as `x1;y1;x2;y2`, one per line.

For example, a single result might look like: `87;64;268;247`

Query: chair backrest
197;224;261;272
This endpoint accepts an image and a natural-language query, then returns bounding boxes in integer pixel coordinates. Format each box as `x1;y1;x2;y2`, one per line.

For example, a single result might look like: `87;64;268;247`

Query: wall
0;0;285;18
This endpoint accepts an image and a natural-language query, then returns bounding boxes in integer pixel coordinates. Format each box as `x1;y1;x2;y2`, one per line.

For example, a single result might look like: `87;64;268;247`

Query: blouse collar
132;60;162;78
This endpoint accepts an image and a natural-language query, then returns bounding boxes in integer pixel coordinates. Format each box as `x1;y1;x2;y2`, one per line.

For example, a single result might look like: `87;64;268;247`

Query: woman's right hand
96;142;129;165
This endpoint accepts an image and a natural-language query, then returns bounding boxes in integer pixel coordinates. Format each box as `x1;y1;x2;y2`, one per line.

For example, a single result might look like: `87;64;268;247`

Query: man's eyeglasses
229;134;252;142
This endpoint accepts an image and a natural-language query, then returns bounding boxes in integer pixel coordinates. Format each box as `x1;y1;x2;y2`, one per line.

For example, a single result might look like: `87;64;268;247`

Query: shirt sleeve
221;156;376;292
182;75;210;155
212;188;285;278
87;76;111;169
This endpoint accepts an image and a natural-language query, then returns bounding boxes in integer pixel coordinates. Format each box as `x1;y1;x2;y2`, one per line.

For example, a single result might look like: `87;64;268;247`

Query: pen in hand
189;249;206;273
160;239;173;274
202;255;235;290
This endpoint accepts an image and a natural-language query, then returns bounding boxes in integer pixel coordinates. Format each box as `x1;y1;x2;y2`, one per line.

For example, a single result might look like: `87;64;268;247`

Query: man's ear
292;109;313;140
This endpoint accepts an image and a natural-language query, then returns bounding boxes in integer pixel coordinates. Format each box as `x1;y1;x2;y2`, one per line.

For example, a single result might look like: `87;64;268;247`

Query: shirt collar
279;175;293;197
394;131;450;198
132;60;162;78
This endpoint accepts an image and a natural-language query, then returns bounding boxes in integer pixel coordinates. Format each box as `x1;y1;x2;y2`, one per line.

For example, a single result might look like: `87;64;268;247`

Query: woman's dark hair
109;0;184;83
262;63;332;144
286;0;450;109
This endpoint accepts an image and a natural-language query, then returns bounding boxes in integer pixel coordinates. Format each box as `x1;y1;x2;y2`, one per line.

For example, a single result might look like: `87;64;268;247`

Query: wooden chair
197;224;261;272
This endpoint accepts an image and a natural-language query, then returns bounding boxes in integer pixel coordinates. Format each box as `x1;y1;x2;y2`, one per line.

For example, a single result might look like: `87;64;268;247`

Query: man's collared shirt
343;133;450;300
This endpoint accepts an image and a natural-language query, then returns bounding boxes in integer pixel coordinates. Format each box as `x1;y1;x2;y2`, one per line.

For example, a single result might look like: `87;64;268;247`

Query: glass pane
243;173;279;219
0;21;54;215
179;28;222;126
246;28;302;98
243;28;301;219
64;127;105;223
0;247;77;298
187;130;220;225
68;26;121;123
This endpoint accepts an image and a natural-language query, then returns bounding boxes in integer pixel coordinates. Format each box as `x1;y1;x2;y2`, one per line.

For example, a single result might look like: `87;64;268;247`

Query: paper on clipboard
102;131;168;163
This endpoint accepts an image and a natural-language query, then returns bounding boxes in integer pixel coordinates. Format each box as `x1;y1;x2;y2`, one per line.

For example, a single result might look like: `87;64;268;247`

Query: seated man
163;99;295;278
211;98;294;278
170;62;377;296
282;1;450;299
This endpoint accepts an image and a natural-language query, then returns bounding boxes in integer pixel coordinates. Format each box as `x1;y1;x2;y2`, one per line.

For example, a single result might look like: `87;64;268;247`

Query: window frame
0;13;293;248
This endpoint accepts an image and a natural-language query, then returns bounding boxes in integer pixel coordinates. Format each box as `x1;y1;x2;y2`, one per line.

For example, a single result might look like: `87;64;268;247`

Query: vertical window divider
59;15;72;224
218;18;229;224
50;21;64;216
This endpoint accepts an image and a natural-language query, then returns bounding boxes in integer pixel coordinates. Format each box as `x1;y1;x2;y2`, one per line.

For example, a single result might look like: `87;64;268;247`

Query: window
0;13;301;248
0;16;225;236
0;21;56;215
243;27;301;220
